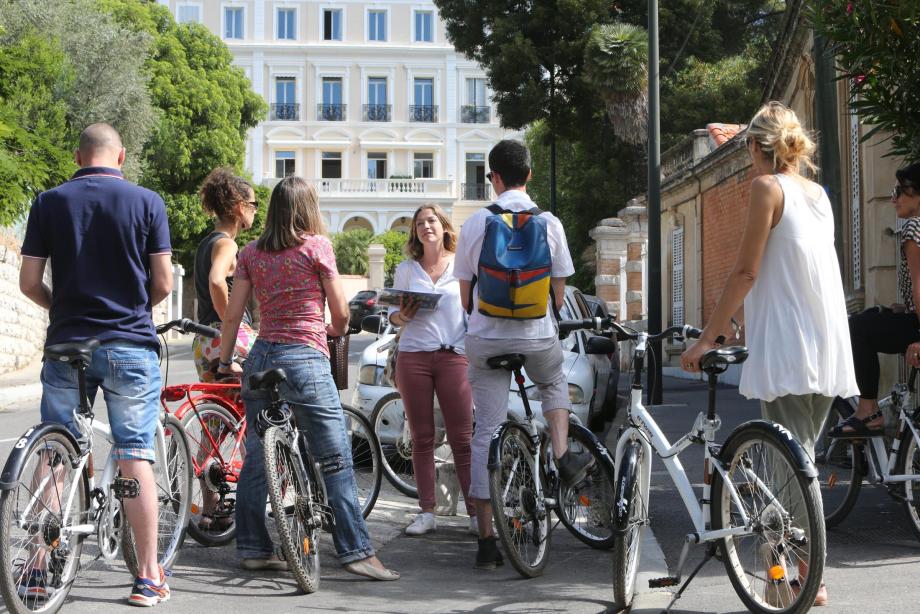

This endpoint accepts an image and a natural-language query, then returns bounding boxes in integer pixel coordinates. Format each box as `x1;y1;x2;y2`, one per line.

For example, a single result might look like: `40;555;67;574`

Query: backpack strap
467;274;476;315
486;203;545;216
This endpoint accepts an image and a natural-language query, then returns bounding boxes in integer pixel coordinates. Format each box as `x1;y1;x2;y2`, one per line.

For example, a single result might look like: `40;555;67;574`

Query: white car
352;286;619;437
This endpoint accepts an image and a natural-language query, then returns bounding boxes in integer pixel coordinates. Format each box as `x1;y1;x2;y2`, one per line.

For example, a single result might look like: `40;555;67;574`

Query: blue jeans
236;340;375;564
40;341;161;462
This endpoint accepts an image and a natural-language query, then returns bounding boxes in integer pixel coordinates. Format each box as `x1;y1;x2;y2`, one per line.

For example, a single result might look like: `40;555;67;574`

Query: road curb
628;526;674;613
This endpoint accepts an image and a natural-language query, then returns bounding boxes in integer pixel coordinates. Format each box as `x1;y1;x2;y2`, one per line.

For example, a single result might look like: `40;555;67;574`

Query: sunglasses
244;200;258;209
893;185;915;199
486;171;494;182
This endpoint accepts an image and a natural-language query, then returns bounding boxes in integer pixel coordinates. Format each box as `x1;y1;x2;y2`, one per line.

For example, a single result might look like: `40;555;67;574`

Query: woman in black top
192;168;258;381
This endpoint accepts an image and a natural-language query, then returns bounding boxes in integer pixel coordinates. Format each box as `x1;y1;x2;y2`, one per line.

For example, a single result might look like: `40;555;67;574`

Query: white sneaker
405;512;437;536
468;515;479;536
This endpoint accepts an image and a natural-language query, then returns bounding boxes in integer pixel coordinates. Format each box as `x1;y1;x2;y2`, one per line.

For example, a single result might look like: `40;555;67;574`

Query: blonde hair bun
747;102;817;173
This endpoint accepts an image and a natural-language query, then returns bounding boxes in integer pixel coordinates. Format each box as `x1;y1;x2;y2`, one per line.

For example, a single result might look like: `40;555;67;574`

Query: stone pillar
589;218;629;320
368;243;386;289
619;202;649;321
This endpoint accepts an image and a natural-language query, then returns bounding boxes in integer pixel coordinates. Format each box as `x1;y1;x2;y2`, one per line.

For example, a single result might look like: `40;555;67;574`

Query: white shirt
387;258;467;353
454;190;575;340
739;174;859;402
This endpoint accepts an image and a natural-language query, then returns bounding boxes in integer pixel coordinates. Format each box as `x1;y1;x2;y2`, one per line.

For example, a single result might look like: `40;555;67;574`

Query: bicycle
0;339;192;614
157;320;382;547
603;317;825;614
815;367;920;538
486;319;620;577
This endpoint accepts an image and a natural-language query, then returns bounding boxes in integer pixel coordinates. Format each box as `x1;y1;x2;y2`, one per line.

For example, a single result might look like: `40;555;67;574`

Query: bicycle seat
487;354;526;371
700;346;749;374
248;368;287;390
44;339;101;365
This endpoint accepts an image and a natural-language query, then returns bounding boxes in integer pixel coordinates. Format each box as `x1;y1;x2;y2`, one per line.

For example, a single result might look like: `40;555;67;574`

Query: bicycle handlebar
557;316;703;344
156;318;219;338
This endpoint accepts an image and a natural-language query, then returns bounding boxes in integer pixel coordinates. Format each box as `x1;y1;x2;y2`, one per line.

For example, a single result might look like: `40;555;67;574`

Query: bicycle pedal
112;477;140;499
649;576;680;588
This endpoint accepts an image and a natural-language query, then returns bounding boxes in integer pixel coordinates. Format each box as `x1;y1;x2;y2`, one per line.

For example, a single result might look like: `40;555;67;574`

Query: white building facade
158;0;512;231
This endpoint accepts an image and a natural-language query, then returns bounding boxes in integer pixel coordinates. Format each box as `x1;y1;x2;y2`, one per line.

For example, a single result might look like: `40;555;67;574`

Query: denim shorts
40;341;161;462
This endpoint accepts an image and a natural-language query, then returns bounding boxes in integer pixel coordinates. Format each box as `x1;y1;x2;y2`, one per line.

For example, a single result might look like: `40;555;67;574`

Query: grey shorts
465;334;570;500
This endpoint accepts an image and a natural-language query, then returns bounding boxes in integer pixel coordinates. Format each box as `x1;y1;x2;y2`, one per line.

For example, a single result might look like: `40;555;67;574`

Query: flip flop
828;411;884;439
199;513;234;532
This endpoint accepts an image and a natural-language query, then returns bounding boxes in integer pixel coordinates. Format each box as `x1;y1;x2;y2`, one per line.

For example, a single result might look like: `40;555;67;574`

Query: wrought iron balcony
461;183;491;201
317;103;346;121
363;104;391;122
408;105;438;123
460;105;490;124
270;103;300;121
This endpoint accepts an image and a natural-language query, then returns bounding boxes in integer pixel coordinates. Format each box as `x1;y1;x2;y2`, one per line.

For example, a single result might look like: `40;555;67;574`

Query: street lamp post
647;0;663;404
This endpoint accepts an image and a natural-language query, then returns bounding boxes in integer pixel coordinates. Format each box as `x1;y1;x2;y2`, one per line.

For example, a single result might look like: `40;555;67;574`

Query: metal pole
647;0;663;404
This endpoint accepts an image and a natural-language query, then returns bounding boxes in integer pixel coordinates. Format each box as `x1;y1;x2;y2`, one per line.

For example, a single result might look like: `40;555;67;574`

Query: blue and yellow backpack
468;204;554;320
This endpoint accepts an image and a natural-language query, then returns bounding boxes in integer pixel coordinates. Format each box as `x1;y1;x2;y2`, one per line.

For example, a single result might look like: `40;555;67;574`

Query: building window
410;78;436;122
461;78;490;123
322;152;342;178
271;77;298;120
365;77;389;121
177;4;201;24
224;7;243;39
277;8;296;40
367;153;387;179
319;77;345;120
368;10;387;42
463;153;488;199
323;8;342;41
275;151;295;178
414;153;433;179
414;11;433;42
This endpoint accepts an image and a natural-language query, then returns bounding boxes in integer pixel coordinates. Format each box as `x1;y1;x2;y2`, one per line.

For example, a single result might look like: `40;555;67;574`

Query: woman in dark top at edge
190;168;259;533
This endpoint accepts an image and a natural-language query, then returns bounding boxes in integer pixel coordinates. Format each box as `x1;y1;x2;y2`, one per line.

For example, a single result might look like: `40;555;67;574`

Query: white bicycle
579;318;825;614
0;340;192;613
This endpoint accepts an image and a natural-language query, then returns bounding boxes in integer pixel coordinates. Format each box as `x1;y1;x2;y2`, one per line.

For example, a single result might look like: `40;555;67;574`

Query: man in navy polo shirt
19;123;174;607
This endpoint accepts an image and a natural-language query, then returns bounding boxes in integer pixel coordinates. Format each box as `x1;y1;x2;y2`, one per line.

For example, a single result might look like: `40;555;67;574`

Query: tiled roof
706;123;745;147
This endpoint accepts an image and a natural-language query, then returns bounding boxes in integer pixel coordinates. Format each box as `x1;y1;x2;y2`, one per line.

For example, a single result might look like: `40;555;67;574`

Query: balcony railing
317;103;346;121
460;105;490;124
363;104;391;122
461;183;492;201
306;178;454;196
408;105;438;123
270;103;300;121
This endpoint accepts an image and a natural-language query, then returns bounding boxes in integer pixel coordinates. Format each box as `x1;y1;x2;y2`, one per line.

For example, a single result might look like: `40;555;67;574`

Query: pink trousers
396;349;474;516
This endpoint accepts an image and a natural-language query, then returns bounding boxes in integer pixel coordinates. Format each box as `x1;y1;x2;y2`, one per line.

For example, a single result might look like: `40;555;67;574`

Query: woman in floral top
218;176;399;581
834;162;920;437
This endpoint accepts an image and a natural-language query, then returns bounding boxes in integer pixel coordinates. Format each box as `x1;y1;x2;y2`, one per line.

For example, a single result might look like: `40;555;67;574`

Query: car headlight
358;365;388;386
568;383;585;404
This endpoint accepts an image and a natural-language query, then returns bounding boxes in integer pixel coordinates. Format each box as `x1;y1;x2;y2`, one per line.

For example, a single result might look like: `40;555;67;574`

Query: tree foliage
808;1;920;162
332;229;408;285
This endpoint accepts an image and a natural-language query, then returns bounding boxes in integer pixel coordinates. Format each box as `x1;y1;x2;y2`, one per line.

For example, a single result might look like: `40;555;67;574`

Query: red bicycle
157;319;382;548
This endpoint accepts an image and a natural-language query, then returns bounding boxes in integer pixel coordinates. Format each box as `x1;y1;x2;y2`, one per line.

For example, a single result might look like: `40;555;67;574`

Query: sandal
828;410;884;439
789;579;828;607
198;513;234;532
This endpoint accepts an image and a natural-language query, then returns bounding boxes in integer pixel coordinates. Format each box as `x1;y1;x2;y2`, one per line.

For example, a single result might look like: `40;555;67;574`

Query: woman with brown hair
388;204;476;536
217;176;398;580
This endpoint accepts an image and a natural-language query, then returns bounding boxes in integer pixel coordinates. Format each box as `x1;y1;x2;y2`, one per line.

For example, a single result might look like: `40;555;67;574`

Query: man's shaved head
75;123;125;169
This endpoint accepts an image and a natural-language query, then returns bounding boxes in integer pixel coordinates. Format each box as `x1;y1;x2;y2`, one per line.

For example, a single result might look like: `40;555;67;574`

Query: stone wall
0;232;49;375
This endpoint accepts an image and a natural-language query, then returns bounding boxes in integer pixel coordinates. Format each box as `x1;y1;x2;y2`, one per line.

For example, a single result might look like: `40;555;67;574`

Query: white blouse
387;257;467;353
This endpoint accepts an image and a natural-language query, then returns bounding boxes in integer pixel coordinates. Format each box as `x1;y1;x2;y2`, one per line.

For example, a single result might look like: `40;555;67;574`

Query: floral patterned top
236;234;338;356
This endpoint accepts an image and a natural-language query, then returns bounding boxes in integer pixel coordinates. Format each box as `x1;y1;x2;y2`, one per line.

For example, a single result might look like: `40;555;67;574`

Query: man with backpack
454;139;593;569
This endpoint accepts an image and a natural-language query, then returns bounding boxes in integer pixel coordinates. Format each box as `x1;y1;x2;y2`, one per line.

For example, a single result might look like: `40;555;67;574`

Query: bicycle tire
372;392;418;497
611;440;646;609
711;421;826;614
342;405;382;518
180;402;244;547
122;413;193;576
0;429;88;614
488;423;550;578
263;425;320;594
894;423;920;542
556;424;617;549
814;397;864;527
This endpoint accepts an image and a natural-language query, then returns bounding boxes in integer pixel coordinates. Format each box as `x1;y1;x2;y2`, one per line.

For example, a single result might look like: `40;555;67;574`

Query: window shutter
671;227;684;327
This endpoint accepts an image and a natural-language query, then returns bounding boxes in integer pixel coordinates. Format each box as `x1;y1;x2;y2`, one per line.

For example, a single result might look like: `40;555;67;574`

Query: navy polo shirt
21;166;172;348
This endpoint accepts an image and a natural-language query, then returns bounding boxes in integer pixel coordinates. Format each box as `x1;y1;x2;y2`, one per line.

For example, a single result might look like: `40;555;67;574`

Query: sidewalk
0;358;43;412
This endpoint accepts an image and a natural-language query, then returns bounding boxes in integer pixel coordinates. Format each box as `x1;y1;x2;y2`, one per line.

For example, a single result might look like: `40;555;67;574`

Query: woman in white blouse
389;204;476;537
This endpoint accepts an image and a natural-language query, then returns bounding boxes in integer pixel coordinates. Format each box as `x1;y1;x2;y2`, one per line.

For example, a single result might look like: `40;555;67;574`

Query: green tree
333;229;374;276
808;1;920;161
373;230;408;285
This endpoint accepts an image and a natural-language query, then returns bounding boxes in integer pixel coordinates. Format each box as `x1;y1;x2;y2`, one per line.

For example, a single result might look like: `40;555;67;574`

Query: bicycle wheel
122;414;193;576
180;402;244;546
814;397;864;527
263;425;320;594
611;440;647;609
0;429;88;614
557;424;617;549
488;423;550;578
342;405;382;518
711;422;826;614
895;425;920;541
372;392;417;497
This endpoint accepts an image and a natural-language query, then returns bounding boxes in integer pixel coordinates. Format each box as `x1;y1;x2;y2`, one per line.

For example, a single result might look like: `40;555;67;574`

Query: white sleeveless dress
738;174;859;402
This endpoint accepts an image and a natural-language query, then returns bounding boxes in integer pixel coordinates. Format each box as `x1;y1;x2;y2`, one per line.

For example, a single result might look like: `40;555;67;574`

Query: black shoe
557;448;596;489
474;536;504;570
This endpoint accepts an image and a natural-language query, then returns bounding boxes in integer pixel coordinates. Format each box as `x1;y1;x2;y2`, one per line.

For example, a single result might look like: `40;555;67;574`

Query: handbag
327;335;349;390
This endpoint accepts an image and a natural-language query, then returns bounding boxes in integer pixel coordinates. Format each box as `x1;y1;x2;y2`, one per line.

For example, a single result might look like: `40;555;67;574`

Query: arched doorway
389;216;411;233
342;216;374;233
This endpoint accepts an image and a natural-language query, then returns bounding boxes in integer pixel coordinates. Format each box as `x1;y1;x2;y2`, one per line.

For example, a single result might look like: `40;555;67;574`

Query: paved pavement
1;341;919;613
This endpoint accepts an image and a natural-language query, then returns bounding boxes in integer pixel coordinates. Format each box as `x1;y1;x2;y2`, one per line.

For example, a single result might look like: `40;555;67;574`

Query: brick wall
0;233;49;374
701;167;754;325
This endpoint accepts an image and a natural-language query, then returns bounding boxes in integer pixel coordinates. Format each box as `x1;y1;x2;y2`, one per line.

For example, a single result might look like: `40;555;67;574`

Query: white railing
263;177;454;197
